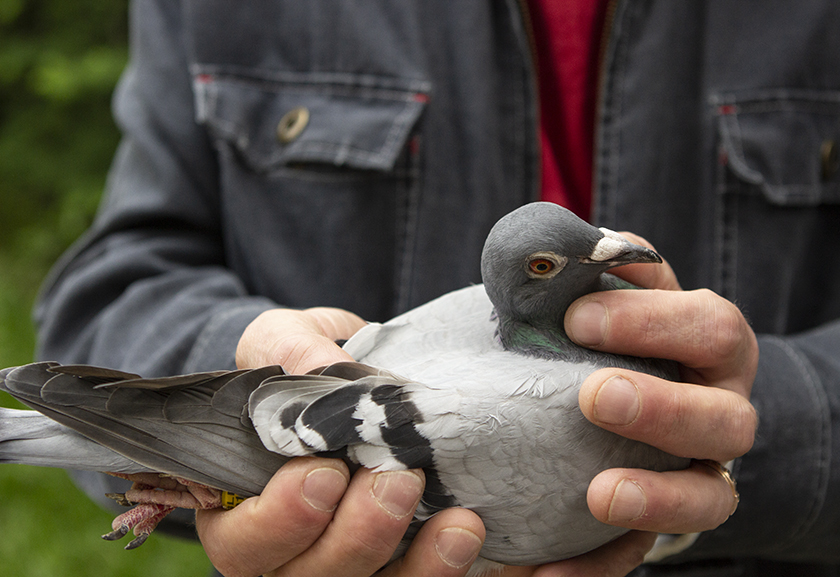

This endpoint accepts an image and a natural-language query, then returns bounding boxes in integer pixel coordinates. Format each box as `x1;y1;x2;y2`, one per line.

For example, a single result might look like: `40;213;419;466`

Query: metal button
276;107;310;144
821;139;839;181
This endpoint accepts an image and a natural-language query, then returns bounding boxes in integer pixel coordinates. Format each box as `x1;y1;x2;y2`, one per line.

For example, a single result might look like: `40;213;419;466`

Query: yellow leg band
220;491;246;509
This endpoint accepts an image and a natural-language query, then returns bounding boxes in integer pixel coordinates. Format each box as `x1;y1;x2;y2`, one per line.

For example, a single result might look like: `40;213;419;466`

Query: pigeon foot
102;502;174;549
101;472;226;548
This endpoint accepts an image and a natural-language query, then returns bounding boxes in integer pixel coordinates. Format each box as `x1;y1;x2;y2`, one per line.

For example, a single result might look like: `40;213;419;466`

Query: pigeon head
481;202;662;332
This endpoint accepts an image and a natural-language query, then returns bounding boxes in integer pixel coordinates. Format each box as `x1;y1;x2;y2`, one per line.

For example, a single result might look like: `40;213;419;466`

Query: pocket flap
714;91;840;206
194;71;429;172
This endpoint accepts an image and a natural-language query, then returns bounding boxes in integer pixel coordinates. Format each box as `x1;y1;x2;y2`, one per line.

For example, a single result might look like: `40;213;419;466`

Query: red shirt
526;0;611;220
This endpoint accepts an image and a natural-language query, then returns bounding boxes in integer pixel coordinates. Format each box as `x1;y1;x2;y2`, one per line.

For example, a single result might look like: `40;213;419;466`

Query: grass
0;465;212;577
0;246;213;577
1;4;215;572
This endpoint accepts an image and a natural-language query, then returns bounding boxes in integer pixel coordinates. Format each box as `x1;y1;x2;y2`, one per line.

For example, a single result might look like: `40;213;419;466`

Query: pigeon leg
101;473;226;548
109;472;223;509
174;477;224;508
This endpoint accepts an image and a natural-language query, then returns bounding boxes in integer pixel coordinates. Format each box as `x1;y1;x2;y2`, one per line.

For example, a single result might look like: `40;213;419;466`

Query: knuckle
271;336;324;374
656;473;730;533
649;388;693;451
707;391;757;458
641;381;756;461
333;523;400;568
698;291;745;360
727;398;758;457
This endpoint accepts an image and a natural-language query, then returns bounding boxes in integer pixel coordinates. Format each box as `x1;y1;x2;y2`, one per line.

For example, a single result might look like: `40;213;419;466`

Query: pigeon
0;202;688;571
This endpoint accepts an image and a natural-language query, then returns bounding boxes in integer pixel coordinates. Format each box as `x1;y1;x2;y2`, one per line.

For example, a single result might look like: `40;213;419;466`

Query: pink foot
101;472;228;548
102;503;174;549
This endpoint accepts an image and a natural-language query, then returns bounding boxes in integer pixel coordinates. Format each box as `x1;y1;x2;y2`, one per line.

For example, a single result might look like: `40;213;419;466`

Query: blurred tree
0;0;128;368
0;5;214;575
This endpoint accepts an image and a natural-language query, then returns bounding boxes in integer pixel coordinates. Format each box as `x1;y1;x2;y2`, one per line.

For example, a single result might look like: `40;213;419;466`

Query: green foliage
0;0;130;368
0;2;213;575
0;465;212;577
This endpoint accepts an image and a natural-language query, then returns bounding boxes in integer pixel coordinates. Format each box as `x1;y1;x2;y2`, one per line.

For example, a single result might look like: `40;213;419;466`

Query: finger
587;462;740;534
236;308;358;374
530;530;656;577
378;508;486;577
565;288;758;396
273;468;426;577
579;370;757;461
269;331;357;375
610;232;681;291
305;307;368;341
197;457;350;577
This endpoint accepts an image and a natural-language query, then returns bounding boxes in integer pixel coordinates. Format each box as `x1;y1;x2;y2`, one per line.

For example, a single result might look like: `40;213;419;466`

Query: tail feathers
0;408;150;474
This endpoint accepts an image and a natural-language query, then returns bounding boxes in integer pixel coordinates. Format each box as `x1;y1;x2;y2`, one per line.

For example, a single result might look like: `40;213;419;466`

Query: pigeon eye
529;259;554;275
525;252;567;279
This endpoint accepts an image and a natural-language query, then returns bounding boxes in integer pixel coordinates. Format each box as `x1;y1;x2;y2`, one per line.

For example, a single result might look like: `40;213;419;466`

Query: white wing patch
353;393;388;443
295;424;329;452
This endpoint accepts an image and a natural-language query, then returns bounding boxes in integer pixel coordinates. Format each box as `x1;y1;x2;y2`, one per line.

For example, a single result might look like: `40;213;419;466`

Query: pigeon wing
251;362;445;469
1;363;288;495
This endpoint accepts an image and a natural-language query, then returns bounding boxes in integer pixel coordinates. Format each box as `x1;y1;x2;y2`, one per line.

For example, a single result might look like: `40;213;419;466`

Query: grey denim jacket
34;1;840;575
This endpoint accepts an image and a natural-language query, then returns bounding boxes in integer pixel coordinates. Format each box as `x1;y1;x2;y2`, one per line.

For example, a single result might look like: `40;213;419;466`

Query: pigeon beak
600;244;662;268
579;229;663;268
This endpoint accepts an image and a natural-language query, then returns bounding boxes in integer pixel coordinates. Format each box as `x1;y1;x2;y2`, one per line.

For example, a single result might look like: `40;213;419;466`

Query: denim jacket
35;1;840;574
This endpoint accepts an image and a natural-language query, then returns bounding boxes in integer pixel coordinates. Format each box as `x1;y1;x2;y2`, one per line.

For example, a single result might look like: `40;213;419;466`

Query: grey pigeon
0;202;688;571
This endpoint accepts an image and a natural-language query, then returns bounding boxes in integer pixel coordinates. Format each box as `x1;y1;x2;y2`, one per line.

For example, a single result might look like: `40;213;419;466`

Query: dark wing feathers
297;383;372;448
1;363;287;496
47;364;141;385
2;362;61;401
2;361;440;497
308;361;384;380
251;365;439;471
212;366;286;418
93;370;235;390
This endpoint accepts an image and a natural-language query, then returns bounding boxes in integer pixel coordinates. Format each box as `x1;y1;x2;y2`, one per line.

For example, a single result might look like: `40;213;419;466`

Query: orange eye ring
528;258;555;275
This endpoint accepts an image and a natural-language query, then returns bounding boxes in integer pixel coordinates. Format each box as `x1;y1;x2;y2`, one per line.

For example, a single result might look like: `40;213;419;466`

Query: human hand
200;307;489;577
566;233;758;542
197;458;488;577
235;307;367;373
212;249;758;577
198;457;655;577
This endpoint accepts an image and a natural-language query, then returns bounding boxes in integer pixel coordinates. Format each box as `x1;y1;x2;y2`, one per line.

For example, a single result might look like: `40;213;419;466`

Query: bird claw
125;533;150;550
101;503;174;548
99;473;225;548
101;525;129;541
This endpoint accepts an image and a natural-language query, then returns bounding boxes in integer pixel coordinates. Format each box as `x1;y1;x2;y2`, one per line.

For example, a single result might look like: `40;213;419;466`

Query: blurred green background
0;2;212;574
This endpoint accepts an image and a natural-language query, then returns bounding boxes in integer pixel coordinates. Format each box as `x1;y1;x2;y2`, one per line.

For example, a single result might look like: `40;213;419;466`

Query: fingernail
568;300;608;346
372;471;424;519
593;376;641;426
608;479;647;522
301;467;348;512
435;527;483;568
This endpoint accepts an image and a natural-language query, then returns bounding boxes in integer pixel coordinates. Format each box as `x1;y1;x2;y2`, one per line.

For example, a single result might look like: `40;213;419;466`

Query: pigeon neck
493;272;627;361
495;314;586;362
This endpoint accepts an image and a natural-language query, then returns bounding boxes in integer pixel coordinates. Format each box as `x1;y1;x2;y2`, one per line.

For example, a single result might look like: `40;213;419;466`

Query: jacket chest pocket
713;90;840;334
192;70;430;321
